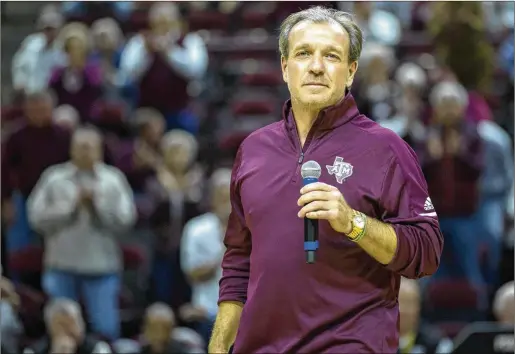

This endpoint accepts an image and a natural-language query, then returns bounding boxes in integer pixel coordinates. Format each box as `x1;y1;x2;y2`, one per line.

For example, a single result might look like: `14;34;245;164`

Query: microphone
301;160;321;264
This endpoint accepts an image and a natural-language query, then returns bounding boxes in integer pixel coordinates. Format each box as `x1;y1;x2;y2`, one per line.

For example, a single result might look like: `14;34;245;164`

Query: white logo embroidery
419;197;437;217
326;157;353;184
424;197;434;211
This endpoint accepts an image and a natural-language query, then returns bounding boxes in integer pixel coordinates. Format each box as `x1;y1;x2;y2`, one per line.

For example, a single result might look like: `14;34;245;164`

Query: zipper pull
298;152;304;164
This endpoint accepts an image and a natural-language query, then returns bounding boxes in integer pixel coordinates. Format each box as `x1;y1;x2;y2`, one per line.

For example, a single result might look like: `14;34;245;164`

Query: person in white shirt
12;8;67;95
180;168;232;344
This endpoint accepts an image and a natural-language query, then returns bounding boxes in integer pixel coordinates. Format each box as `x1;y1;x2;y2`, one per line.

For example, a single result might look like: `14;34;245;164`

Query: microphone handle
304;216;318;264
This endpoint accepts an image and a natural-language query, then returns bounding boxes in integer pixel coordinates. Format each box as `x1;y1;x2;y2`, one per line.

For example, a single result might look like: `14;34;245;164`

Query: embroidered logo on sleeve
420;197;437;217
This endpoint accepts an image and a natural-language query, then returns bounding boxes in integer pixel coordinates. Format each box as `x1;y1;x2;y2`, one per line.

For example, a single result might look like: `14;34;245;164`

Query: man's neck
291;101;319;147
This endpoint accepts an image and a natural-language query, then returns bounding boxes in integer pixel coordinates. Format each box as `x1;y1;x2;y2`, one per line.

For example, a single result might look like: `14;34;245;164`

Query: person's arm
165;32;209;80
119;34;151;82
11;34;40;92
209;147;251;353
92;167;137;233
27;167;79;235
375;145;444;279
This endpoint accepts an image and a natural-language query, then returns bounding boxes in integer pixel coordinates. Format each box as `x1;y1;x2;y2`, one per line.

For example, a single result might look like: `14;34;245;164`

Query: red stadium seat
1;105;24;123
436;321;468;338
188;11;230;32
240;72;283;87
218;131;250;151
231;100;275;115
8;246;44;274
425;279;479;309
121;244;146;271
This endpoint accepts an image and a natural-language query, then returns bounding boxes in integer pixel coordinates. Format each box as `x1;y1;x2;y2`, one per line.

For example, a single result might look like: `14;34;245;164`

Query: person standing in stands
119;2;208;134
209;6;443;353
1;91;71;253
27;126;136;341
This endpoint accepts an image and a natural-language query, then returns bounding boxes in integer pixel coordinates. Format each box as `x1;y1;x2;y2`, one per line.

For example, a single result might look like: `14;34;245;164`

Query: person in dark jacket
23;298;111;354
209;6;443;354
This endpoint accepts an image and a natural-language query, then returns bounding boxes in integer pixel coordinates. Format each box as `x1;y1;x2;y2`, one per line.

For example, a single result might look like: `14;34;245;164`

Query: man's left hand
297;182;353;234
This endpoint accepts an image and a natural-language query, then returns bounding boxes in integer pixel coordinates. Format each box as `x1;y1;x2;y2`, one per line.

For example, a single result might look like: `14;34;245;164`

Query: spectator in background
11;8;66;96
477;118;513;292
398;278;451;354
1;91;71;253
141;129;204;308
90;18;128;101
23;298;111;354
421;81;486;307
353;42;397;121
140;303;191;354
179;168;231;344
379;62;428;149
50;22;102;122
492;281;514;326
53;104;80;131
118;108;165;193
27;127;136;340
120;2;209;134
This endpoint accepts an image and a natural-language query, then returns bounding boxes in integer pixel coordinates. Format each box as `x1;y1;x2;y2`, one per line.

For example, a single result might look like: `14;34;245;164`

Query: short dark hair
278;6;364;63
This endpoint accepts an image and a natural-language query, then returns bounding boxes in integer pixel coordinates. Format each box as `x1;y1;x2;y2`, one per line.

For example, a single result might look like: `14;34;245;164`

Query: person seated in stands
49;22;103;122
421;80;487;308
1;90;71;253
12;7;66;97
179;168;232;345
140;303;191;354
27;127;136;341
120;2;208;134
493;281;514;326
23;298;111;354
117;108;166;193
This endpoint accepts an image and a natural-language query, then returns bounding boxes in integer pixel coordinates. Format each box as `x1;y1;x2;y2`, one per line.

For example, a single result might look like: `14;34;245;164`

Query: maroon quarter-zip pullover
219;93;444;353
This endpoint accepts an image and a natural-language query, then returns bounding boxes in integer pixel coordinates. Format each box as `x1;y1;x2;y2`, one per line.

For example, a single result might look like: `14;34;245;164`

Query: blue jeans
477;197;505;289
434;216;488;307
6;193;37;253
42;270;121;340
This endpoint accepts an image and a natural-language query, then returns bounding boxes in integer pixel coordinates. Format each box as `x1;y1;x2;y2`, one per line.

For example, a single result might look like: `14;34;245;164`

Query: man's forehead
289;20;348;50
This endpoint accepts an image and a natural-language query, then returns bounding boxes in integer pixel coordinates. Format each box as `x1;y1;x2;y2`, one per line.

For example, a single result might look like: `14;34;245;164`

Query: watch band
347;210;367;242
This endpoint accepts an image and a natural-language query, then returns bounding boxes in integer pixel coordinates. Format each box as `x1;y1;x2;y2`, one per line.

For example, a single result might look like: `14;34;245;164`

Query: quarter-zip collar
283;91;361;150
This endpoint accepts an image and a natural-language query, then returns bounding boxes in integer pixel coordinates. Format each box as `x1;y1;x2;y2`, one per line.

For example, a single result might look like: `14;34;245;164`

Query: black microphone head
301;160;322;179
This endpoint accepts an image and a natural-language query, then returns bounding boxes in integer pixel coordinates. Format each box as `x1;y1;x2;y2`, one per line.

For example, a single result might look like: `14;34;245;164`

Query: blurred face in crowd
92;19;120;53
150;4;180;38
53;105;79;131
142;118;165;146
282;21;358;112
43;26;60;44
434;97;465;126
163;144;192;173
211;172;232;222
398;279;420;336
143;311;174;352
71;131;103;170
24;94;54;126
65;36;88;69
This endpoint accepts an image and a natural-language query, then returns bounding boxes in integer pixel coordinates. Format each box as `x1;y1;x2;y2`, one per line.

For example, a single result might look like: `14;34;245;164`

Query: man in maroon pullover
209;6;443;354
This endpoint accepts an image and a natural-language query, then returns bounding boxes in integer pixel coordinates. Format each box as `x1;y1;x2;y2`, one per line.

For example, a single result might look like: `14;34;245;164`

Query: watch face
354;214;365;228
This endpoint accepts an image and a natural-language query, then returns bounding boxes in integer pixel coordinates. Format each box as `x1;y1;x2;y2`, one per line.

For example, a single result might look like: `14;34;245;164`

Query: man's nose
308;54;325;75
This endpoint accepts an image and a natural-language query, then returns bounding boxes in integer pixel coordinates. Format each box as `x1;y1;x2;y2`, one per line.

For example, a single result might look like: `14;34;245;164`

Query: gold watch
346;210;367;241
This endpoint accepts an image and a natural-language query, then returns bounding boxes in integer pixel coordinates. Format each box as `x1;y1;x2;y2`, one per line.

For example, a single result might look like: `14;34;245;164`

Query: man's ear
281;56;288;83
346;61;358;88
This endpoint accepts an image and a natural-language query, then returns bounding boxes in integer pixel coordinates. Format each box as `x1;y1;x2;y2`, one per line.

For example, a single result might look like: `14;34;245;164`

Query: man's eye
296;51;309;57
326;53;339;60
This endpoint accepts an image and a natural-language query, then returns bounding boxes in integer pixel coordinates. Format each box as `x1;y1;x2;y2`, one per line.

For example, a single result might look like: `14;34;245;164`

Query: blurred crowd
0;1;513;353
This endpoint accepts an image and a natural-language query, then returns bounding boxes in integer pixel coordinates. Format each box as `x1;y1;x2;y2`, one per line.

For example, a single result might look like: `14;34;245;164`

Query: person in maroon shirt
209;7;443;354
1;90;71;252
